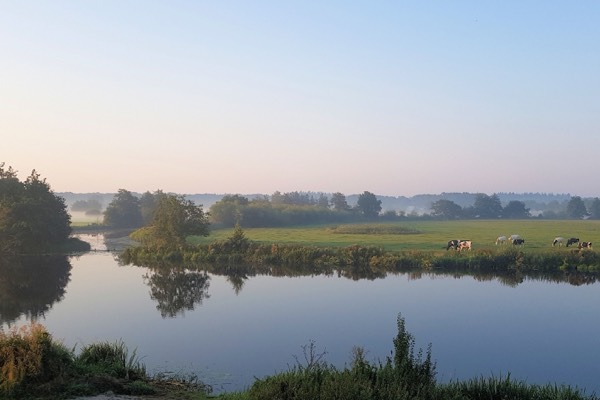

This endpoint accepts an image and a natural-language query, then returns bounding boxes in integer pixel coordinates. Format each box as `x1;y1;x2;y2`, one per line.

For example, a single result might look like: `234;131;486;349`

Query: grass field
189;219;600;255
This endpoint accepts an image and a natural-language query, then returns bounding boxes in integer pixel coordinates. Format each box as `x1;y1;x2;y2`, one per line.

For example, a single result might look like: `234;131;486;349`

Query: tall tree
132;194;210;248
0;164;71;254
210;194;249;227
103;189;143;228
317;193;329;208
566;196;588;219
589;198;600;220
356;191;382;218
330;192;350;211
502;200;531;219
139;190;166;225
430;199;462;219
472;193;503;218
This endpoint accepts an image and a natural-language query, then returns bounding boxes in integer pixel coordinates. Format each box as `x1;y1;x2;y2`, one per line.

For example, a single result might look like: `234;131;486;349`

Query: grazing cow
496;236;507;245
578;241;592;249
446;239;460;251
513;238;525;245
509;234;521;243
458;240;472;251
552;237;565;247
566;238;580;247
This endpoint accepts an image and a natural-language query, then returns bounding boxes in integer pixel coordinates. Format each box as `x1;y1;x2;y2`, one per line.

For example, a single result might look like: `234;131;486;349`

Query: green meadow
189;219;600;254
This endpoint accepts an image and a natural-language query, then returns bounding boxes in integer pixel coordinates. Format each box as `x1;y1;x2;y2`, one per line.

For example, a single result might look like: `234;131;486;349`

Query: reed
0;323;72;395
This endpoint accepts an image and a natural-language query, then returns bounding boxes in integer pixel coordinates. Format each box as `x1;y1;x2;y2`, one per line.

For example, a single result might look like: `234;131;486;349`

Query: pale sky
2;1;599;197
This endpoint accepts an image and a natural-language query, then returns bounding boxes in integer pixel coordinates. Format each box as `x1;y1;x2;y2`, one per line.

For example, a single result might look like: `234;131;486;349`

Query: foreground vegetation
2;317;597;400
0;323;210;399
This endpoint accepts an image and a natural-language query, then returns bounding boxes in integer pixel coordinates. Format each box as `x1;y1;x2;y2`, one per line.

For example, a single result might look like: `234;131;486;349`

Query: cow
496;236;507;245
513;238;525;245
458;240;472;251
508;234;521;243
552;237;565;247
566;238;580;247
578;241;592;249
446;239;460;251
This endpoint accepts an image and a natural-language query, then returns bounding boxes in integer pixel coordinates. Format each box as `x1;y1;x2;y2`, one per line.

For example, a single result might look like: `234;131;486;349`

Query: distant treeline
60;191;576;215
79;190;600;230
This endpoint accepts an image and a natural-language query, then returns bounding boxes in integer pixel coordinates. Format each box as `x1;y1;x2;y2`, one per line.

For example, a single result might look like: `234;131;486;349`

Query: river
1;235;599;395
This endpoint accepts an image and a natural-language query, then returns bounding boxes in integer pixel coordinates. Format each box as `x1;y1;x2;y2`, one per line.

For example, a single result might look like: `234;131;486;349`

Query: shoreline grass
4;318;597;400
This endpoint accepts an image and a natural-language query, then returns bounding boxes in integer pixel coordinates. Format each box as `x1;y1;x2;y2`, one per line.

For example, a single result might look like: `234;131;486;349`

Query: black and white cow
513;238;525;245
446;239;460;251
552;237;565;247
578;241;592;249
508;234;521;243
566;238;580;247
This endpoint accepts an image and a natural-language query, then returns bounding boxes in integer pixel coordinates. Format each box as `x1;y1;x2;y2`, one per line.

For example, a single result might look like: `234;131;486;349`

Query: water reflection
143;266;211;318
0;255;71;326
133;258;599;309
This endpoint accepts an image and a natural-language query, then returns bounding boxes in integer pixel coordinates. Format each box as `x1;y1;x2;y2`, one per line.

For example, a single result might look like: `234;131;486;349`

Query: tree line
0;163;74;254
102;189;384;231
430;193;598;220
101;190;600;238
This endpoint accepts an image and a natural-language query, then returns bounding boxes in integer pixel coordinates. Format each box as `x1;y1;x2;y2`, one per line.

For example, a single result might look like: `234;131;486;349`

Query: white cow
553;237;565;247
496;236;507;245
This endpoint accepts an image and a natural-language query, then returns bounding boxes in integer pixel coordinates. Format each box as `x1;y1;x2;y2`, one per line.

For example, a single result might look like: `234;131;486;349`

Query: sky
2;1;599;197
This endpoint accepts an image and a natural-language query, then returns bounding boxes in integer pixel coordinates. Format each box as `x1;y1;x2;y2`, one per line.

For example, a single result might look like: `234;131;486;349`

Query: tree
430;199;462;219
209;194;249;227
472;193;503;218
0;164;71;254
316;194;329;208
566;196;588;219
589;198;600;220
103;189;143;228
139;190;166;225
132;194;210;248
356;191;382;218
331;192;350;211
502;201;531;219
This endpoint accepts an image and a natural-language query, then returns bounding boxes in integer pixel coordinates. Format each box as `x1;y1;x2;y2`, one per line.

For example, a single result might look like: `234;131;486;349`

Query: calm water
2;235;600;394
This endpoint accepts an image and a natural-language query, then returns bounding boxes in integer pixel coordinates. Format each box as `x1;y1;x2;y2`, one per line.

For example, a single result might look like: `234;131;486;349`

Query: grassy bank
123;220;600;276
3;319;596;400
188;220;600;253
0;323;209;399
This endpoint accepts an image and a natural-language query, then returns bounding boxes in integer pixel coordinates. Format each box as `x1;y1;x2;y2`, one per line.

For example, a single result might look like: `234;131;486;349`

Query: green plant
0;323;74;395
77;339;146;380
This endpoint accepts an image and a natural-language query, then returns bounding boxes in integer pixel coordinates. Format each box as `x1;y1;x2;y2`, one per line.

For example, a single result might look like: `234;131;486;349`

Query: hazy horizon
3;2;599;197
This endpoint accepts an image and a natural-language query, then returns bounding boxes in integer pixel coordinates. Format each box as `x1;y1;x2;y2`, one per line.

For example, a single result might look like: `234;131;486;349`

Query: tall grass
242;314;597;400
0;323;72;395
248;314;436;400
77;339;146;380
0;323;195;399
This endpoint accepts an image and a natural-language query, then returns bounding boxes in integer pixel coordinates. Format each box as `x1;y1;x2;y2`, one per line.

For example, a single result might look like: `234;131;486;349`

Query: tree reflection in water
0;255;71;326
130;259;600;314
143;267;211;318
